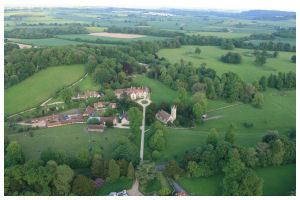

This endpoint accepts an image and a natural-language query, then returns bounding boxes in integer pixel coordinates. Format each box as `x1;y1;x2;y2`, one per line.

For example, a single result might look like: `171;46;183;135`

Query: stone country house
114;86;150;100
156;105;177;124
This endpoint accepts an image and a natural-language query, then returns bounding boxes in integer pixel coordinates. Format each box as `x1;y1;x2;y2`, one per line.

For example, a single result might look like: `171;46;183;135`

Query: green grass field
7;124;131;160
158;45;295;82
9;38;87;47
133;75;179;104
5;65;85;115
187;31;251;38
158;89;295;160
178;164;295;196
86;26;107;33
56;34;168;43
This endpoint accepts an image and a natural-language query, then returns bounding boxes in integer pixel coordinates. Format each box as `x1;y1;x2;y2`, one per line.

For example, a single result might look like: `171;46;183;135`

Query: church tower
170;105;177;122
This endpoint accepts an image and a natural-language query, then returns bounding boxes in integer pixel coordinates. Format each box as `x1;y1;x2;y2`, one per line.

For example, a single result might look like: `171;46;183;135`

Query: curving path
127;179;143;196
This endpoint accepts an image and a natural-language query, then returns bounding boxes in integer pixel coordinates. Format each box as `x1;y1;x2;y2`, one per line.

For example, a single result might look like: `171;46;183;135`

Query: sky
4;0;297;12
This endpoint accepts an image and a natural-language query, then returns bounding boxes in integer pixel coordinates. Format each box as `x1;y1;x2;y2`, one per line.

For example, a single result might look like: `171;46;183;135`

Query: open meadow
7;124;131;160
5;65;85;116
158;45;295;82
178;164;296;196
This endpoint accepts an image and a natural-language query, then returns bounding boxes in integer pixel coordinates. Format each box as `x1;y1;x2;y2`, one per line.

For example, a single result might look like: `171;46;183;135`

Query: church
155;105;177;124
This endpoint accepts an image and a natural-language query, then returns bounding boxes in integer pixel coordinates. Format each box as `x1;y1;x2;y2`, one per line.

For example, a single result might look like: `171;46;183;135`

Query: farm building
83;106;95;117
87;124;105;132
156;105;177;124
72;91;101;100
114;86;150;100
94;102;117;110
100;116;118;126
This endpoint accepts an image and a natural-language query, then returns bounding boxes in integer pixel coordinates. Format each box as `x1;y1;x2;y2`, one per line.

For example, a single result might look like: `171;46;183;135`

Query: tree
164;160;183;179
195;47;202;54
271;139;285;166
259;76;267;91
149;130;166;151
159;187;171;196
135;162;157;185
254;53;266;66
53;165;74;195
222;149;263;195
5;141;24;167
74;149;90;168
127;162;135;180
191;92;208;120
108;160;120;183
253;92;264;108
220;52;242;64
127;107;142;136
61;88;74;104
291;55;296;63
224;124;235;144
206;128;219;146
71;175;96;196
91;158;105;178
273;51;279;58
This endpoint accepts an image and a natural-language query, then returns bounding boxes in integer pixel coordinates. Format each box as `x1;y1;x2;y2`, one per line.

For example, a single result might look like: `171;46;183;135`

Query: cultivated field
7;124;131;160
158;45;295;82
178;164;296;196
5;65;85;116
90;32;145;38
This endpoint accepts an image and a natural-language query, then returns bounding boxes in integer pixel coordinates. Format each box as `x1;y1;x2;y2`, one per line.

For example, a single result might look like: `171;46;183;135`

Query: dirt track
89;32;145;39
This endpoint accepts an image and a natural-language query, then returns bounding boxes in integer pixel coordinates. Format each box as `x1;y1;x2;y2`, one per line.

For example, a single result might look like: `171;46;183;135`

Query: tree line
4;25;88;39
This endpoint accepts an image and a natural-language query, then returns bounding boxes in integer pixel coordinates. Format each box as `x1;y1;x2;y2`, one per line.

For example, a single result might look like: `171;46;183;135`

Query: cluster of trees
264;71;296;90
4;139;136;196
148;122;168;160
106;26;185;37
220;52;242;64
4;25;88;39
180;127;295;195
148;60;265;105
4;42;19;55
5;46;88;88
272;28;296;38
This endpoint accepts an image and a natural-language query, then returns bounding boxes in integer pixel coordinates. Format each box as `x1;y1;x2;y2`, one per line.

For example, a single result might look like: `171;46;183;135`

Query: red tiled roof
156;110;171;122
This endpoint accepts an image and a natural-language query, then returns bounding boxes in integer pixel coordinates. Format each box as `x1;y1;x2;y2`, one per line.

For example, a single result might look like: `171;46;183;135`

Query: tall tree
71;175;96;196
5;141;24;167
224;124;236;144
108;160;120;183
206;128;219;147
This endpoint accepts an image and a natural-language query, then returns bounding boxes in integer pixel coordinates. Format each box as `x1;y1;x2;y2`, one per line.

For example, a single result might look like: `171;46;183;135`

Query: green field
159;89;295;160
9;38;86;47
133;75;179;104
178;164;295;196
56;34;169;43
86;26;107;33
158;45;295;82
187;31;251;38
5;65;85;115
7;124;131;160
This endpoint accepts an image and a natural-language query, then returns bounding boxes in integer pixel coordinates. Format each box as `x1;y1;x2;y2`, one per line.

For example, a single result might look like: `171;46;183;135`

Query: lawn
157;45;295;82
133;75;179;104
159;89;295;160
96;177;133;196
76;75;99;91
5;65;85;115
7;124;132;160
178;164;295;196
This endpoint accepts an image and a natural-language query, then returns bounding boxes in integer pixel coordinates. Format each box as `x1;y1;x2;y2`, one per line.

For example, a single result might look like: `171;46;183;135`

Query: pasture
86;26;107;33
90;32;145;39
157;45;295;82
159;89;295;160
8;38;86;47
7;124;131;160
5;65;85;115
178;164;295;196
